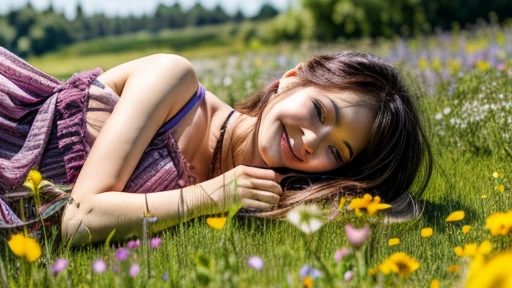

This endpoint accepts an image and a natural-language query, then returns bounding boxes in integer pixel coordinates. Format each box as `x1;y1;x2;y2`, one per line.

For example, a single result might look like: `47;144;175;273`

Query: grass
2;25;512;287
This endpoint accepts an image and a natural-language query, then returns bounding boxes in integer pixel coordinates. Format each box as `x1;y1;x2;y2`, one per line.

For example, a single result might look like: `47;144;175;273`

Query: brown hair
235;52;433;219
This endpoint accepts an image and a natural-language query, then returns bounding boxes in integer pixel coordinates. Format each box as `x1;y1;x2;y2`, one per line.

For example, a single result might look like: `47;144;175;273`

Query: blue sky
1;0;294;19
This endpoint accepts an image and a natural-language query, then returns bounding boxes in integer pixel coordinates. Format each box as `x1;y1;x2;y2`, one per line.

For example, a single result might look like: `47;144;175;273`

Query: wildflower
388;238;400;246
462;225;471;234
115;248;130;261
148;216;158;223
466;250;512;288
447;265;459;273
303;276;313;288
486;211;512;236
248;256;264;270
51;258;69;276
127;239;140;249
446;211;465;222
287;204;324;234
129;263;140;277
481;194;488;199
497;185;505;193
492;172;500;179
344;270;354;282
299;265;322;280
377;252;420;277
162;273;169;281
334;247;351;263
430;279;440;288
92;259;107;274
206;217;227;230
23;170;44;208
8;234;42;263
339;197;347;210
348;194;391;216
345;224;370;250
150;237;162;249
421;228;433;238
454;244;477;257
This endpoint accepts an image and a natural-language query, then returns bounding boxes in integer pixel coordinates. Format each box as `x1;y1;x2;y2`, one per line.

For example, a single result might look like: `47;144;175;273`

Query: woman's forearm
61;174;235;245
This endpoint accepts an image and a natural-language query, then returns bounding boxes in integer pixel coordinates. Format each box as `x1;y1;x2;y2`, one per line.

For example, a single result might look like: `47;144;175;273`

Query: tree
252;3;280;20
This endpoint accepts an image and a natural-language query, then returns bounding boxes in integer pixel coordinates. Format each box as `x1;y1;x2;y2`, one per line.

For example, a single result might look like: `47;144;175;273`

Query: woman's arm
62;165;282;245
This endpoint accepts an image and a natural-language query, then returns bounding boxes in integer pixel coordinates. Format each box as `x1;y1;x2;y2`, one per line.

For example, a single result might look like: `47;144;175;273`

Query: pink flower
334;247;351;263
92;259;107;274
248;256;264;270
51;258;68;276
127;239;140;249
344;224;370;250
115;248;130;261
344;270;354;282
150;237;162;249
129;263;140;277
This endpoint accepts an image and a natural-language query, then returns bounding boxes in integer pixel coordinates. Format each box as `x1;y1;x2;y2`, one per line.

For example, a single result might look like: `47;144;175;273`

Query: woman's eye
313;100;325;123
329;145;344;163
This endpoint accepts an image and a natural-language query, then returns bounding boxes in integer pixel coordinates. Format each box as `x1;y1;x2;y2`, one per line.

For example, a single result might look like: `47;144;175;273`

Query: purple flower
148;216;158;223
150;237;162;249
247;256;264;270
299;265;322;279
51;258;68;276
344;224;370;250
115;248;130;261
92;259;107;274
129;263;140;277
127;239;140;249
344;270;354;282
334;247;351;263
162;273;169;281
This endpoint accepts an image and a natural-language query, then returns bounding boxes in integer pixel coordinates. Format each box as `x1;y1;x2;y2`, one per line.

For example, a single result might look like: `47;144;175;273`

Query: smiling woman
0;48;432;244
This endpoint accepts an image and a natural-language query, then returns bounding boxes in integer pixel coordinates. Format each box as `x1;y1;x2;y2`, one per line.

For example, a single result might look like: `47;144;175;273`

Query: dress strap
156;84;206;136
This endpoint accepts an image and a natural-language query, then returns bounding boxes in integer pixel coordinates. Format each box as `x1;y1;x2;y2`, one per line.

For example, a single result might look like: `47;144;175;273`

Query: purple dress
0;47;203;229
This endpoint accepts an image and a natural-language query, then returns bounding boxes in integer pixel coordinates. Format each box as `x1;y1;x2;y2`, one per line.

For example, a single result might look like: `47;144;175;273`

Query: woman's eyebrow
327;97;341;125
343;140;354;160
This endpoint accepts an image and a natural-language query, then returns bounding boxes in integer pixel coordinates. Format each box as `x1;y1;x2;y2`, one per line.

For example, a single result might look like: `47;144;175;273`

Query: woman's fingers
238;187;280;205
237;177;282;195
237;165;285;183
240;198;276;211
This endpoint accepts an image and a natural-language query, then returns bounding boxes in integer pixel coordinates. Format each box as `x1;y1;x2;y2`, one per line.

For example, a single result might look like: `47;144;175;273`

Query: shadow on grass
419;198;478;233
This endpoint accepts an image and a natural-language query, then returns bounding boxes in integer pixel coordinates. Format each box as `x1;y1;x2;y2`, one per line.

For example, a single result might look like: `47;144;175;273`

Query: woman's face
257;84;376;173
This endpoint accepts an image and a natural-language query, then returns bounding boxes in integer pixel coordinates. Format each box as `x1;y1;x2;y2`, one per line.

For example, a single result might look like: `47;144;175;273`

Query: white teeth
289;138;294;146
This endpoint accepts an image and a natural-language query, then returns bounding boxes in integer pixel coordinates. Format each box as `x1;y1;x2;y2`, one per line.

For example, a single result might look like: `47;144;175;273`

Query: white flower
434;113;443;120
287;204;325;234
443;107;451;114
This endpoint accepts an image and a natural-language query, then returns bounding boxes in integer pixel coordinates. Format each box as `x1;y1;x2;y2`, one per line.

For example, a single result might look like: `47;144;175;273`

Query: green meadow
1;23;511;287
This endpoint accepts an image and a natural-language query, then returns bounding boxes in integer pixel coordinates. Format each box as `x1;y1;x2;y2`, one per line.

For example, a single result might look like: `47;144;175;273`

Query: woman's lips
281;127;303;162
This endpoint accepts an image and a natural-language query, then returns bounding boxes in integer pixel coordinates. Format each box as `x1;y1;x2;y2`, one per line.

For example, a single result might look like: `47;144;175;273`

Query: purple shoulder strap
156;84;206;136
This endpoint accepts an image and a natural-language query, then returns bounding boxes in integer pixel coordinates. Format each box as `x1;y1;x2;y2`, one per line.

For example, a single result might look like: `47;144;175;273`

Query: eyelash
329;145;344;164
312;100;325;123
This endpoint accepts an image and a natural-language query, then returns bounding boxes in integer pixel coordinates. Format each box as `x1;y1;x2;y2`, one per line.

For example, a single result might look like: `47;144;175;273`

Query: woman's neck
221;114;266;173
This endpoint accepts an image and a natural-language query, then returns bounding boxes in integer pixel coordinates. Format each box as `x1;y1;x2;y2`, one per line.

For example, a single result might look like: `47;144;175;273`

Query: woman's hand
204;165;283;211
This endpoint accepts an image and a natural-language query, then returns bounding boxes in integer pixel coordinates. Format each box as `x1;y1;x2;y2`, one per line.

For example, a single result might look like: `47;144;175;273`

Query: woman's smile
281;125;303;162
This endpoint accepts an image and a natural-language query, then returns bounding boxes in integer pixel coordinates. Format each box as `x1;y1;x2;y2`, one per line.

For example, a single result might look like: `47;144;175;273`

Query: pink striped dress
0;47;203;230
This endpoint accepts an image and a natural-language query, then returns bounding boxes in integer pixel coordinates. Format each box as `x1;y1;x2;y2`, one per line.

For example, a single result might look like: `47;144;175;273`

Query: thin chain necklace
209;110;236;179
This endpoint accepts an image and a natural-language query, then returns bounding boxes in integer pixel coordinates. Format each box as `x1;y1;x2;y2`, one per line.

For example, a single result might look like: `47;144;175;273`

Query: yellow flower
447;265;459;273
366;196;392;215
348;194;391;216
466;250;512;288
492;172;499;179
481;194;488;199
303;276;313;288
421;228;433;238
446;211;465;222
8;234;42;263
206;217;227;230
388;238;400;246
454;241;491;258
497;185;505;193
462;225;471;234
377;252;420;277
23;170;44;208
338;197;347;210
486;211;512;236
430;279;440;288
